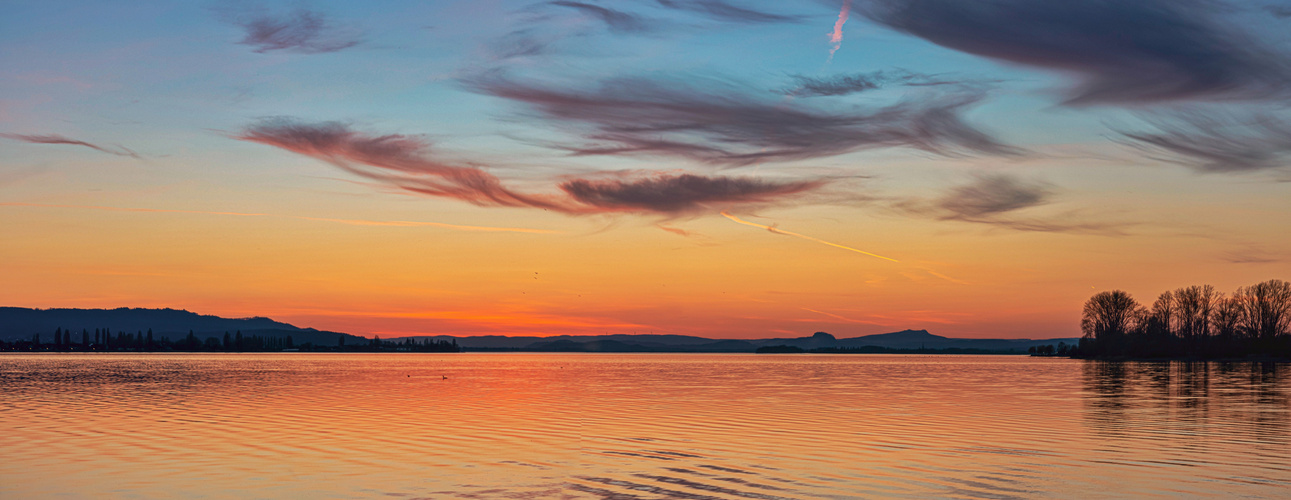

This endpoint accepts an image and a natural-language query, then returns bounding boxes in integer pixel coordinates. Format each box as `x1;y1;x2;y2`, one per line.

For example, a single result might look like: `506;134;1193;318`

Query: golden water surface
1;354;1288;499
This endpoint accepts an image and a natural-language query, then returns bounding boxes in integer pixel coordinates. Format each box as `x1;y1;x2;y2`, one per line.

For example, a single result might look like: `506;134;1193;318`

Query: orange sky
3;1;1289;339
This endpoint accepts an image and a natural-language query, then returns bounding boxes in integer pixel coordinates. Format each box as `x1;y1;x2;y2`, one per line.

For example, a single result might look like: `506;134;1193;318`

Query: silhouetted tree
1236;279;1291;341
1174;285;1218;344
1081;290;1141;355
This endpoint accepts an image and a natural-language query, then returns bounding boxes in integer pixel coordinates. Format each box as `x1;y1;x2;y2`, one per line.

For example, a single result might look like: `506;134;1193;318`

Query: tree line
1077;279;1291;359
0;328;460;353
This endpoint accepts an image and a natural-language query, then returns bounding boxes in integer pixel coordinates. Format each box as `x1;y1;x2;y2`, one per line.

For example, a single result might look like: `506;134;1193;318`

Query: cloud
1222;247;1282;264
655;0;802;24
782;69;986;97
237;118;565;209
936;173;1049;218
897;174;1125;234
0;202;562;234
560;173;824;213
549;1;657;33
1;133;140;158
236;118;824;215
1117;110;1291;172
861;0;1291;105
467;73;1018;166
1267;5;1291;19
224;7;361;54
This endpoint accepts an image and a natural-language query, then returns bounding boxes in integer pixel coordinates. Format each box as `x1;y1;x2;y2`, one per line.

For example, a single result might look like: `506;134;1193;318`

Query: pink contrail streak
720;210;898;262
0;202;563;234
828;0;852;61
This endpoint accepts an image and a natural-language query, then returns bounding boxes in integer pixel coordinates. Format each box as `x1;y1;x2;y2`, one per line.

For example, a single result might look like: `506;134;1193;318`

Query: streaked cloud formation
937;174;1049;218
897;174;1124;234
222;6;362;54
469;73;1017;165
563;174;823;214
237;119;824;215
1;133;139;158
861;0;1291;105
655;0;801;24
549;1;656;33
1119;111;1291;172
783;69;977;97
0;202;562;233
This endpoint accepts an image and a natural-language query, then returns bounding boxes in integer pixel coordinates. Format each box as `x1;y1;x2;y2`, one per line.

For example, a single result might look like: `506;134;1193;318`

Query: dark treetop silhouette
1074;279;1291;359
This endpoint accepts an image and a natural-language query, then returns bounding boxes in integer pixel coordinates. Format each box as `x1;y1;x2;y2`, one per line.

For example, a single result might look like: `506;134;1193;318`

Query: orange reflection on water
1;354;1288;498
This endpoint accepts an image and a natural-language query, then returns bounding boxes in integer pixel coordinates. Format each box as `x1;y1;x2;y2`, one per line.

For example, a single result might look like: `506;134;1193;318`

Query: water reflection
1082;361;1291;492
3;354;1290;499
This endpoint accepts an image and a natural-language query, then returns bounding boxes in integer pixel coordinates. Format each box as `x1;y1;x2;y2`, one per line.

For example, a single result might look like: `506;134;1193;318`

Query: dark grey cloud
236;118;825;215
1118;111;1291;172
936;173;1049;218
550;1;657;33
861;0;1291;105
560;173;823;213
1267;5;1291;18
896;174;1125;234
1;133;140;158
225;7;361;54
467;73;1018;166
655;0;801;24
782;69;987;97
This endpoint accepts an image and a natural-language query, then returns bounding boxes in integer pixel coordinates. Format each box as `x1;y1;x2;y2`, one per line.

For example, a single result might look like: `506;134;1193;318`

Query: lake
2;354;1288;499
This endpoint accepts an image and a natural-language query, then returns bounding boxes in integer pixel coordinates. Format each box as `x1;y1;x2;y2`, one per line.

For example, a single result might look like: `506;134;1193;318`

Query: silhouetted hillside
0;307;363;345
393;330;1076;353
2;307;1078;354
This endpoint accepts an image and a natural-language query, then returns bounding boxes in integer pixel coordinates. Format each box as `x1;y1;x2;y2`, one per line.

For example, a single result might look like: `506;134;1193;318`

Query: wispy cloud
1;133;140;158
549;1;658;33
468;72;1018;166
1117;110;1291;173
563;174;824;214
655;0;801;24
896;174;1125;234
221;6;362;54
861;0;1291;105
0;202;563;234
936;173;1050;218
237;118;567;209
782;69;986;97
1221;246;1282;264
237;119;826;215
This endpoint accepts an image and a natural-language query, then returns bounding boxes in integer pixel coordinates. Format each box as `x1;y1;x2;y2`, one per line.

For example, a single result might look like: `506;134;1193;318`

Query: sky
2;0;1290;339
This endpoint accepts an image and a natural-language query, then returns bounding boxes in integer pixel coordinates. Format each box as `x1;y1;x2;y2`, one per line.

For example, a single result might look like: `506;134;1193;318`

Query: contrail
0;202;563;234
827;0;851;62
720;210;898;262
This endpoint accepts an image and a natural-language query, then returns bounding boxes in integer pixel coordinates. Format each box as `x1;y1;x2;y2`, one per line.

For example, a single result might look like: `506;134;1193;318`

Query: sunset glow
2;0;1288;340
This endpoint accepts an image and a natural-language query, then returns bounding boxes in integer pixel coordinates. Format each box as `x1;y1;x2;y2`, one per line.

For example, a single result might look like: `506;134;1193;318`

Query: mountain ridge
0;307;1079;352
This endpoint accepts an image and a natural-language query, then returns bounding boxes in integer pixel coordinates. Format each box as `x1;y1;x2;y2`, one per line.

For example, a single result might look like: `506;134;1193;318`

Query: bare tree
1174;285;1219;342
1236;279;1291;340
1211;293;1244;340
1081;290;1141;342
1148;290;1177;337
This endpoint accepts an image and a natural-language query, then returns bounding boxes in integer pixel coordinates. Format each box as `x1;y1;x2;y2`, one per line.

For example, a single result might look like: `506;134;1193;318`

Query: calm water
1;354;1288;499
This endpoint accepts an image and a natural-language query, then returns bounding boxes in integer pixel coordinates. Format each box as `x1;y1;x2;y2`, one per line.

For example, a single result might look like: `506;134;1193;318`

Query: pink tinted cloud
1;133;139;158
237;119;826;216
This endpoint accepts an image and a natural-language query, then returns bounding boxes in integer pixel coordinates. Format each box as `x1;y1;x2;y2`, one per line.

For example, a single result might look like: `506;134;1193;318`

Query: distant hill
394;330;1079;353
0;307;364;345
1;307;1079;353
